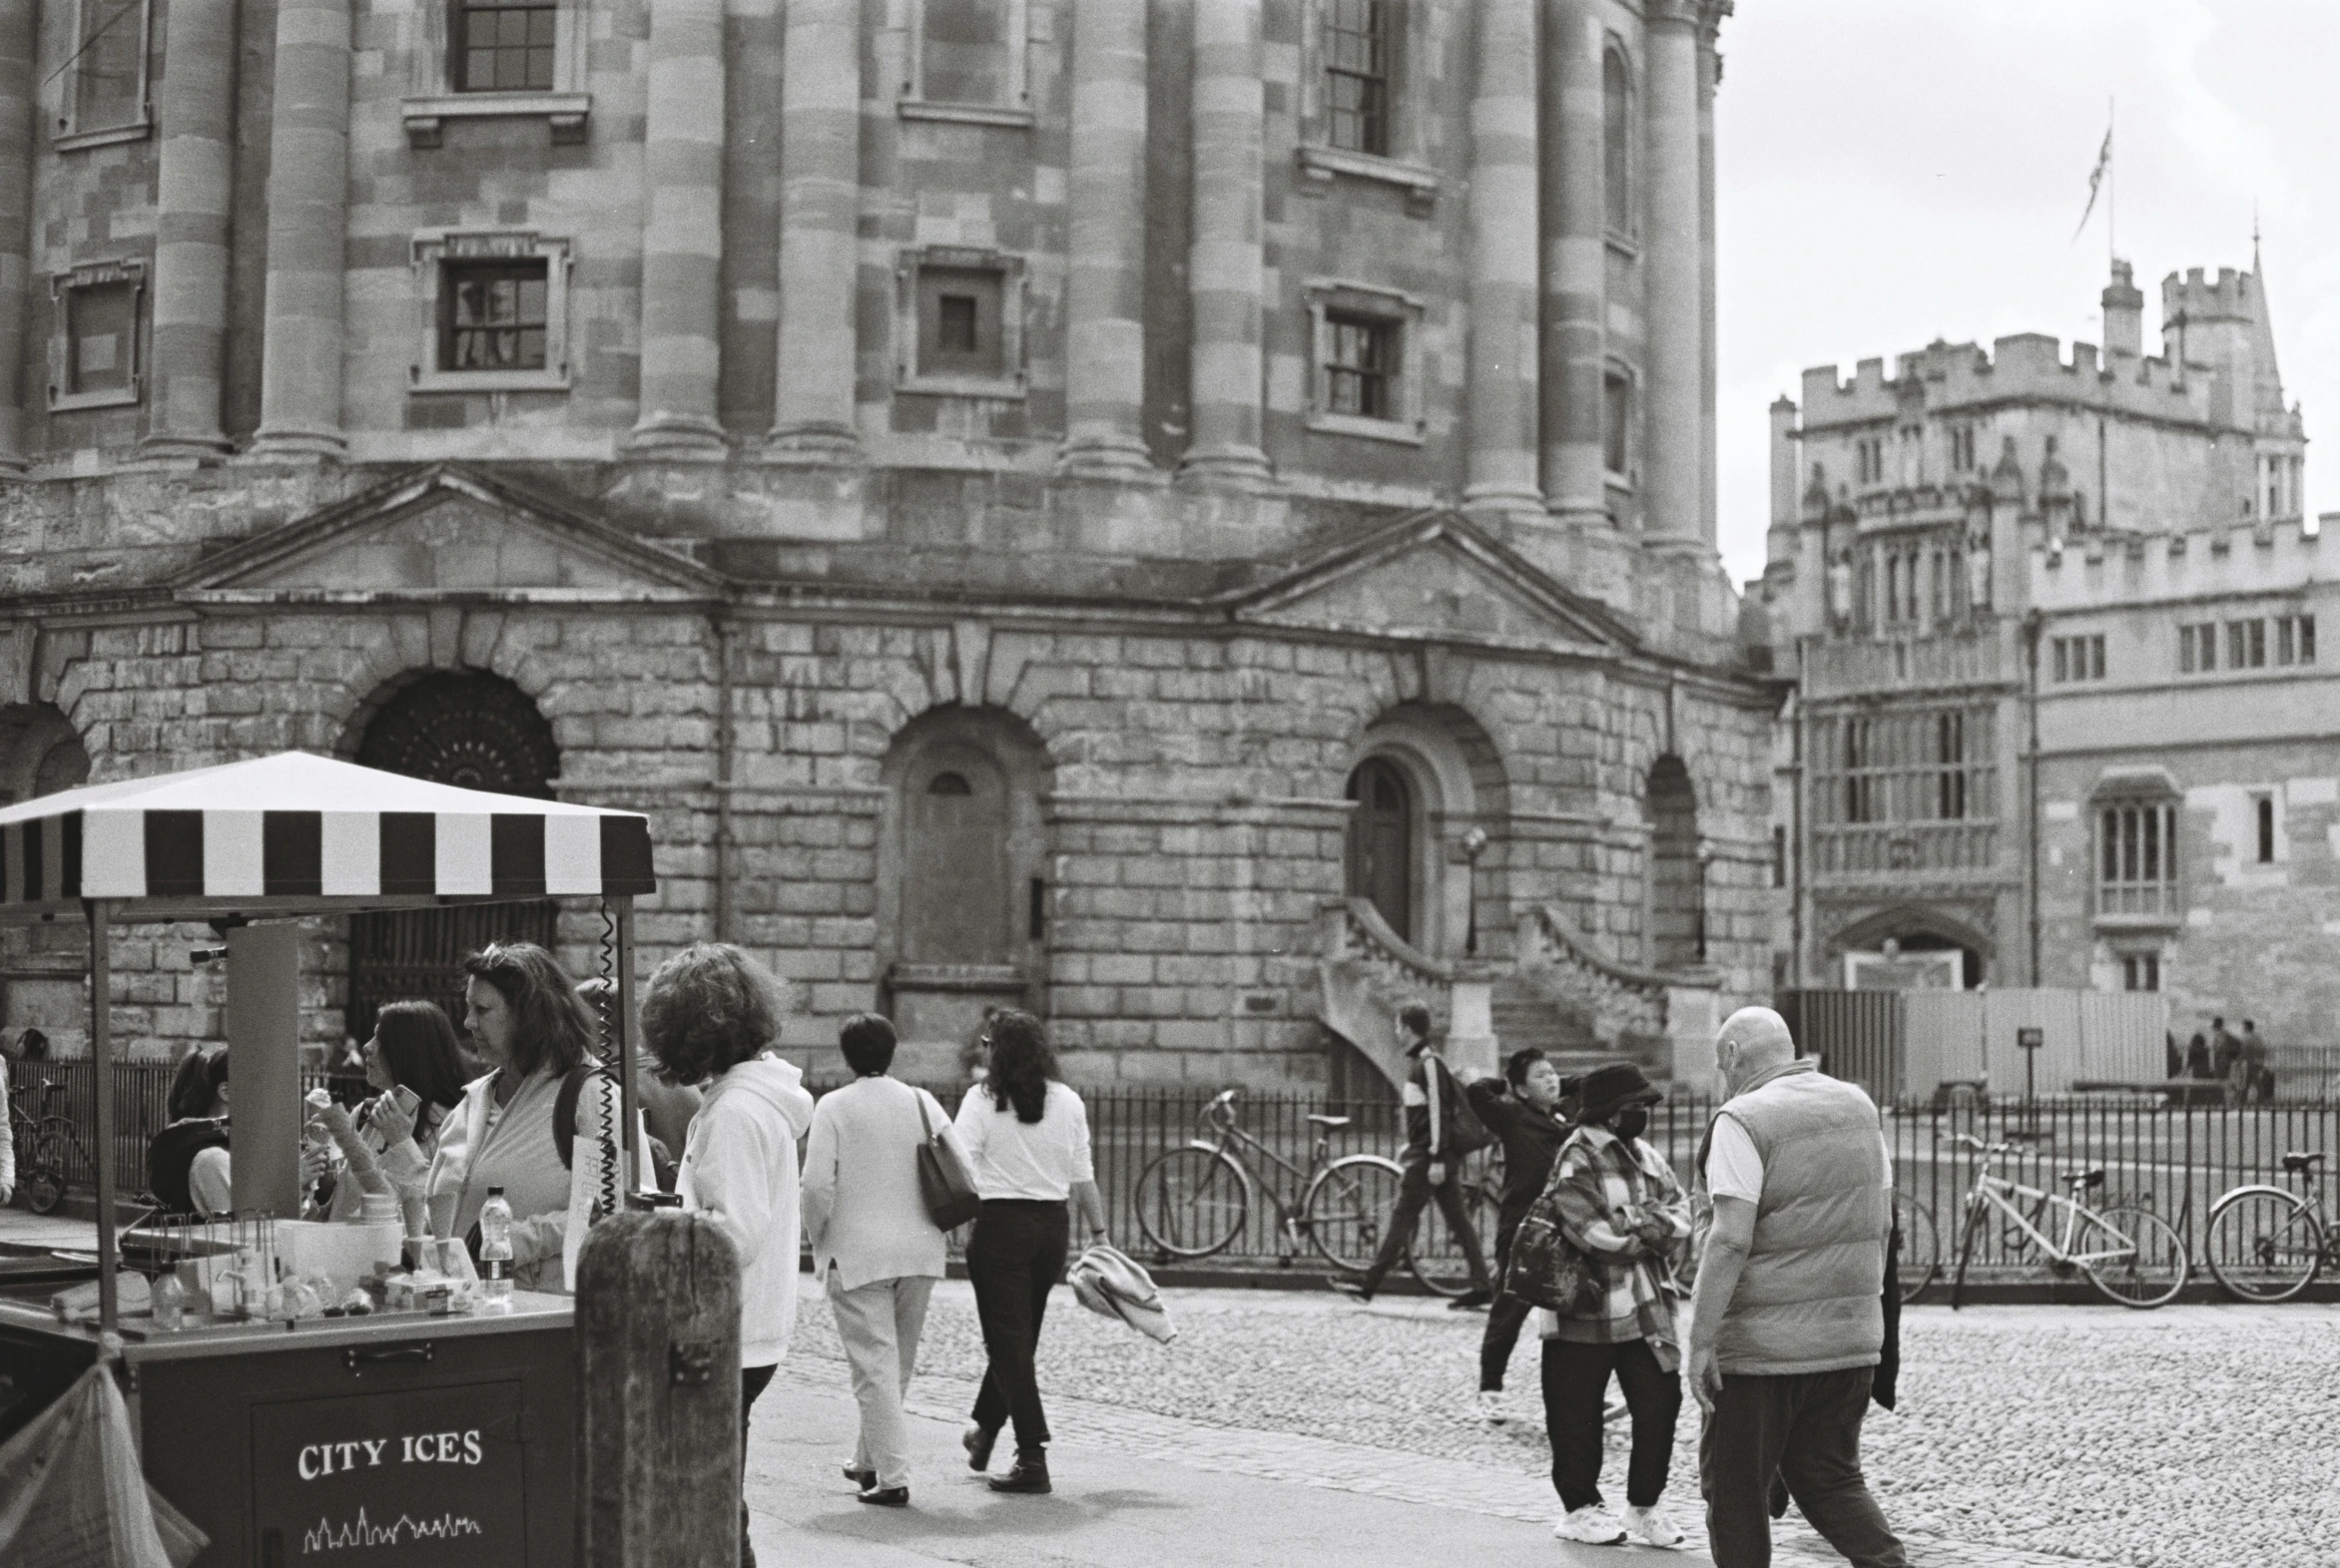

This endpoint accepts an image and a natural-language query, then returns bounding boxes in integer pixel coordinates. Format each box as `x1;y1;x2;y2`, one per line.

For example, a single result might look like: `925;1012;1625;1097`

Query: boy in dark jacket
1332;1004;1493;1306
1465;1049;1573;1420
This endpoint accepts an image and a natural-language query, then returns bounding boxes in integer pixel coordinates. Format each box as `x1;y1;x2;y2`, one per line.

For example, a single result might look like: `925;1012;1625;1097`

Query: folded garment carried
1068;1243;1175;1344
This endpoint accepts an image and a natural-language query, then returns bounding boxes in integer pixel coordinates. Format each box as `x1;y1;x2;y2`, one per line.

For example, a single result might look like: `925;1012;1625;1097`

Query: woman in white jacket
641;943;816;1568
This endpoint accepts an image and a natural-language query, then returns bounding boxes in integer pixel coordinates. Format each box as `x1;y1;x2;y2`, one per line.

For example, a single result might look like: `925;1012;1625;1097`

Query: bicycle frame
1966;1170;2132;1270
1180;1105;1341;1243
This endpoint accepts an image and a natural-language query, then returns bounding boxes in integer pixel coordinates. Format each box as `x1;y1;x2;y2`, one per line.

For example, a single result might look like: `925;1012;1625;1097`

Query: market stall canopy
0;751;655;923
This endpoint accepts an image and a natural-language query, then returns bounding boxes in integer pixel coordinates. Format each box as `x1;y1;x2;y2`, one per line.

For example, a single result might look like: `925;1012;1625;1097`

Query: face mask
1612;1107;1649;1141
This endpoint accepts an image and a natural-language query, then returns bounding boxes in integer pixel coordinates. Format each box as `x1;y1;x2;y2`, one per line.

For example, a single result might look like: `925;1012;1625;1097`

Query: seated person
150;1048;233;1217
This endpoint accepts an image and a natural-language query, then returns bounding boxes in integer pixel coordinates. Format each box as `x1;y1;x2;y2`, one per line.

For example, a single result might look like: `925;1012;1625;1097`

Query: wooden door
903;752;1012;965
1346;758;1414;943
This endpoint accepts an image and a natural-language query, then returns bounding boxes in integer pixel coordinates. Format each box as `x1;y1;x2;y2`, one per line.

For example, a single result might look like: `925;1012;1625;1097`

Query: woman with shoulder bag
802;1013;964;1508
1536;1063;1692;1550
950;1011;1107;1496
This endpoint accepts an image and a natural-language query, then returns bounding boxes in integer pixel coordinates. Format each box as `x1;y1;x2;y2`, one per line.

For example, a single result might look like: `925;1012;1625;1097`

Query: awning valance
0;752;654;921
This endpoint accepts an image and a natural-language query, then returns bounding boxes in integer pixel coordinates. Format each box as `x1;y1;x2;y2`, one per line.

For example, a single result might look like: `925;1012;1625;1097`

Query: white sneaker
1622;1503;1685;1549
1554;1504;1628;1544
1473;1389;1508;1425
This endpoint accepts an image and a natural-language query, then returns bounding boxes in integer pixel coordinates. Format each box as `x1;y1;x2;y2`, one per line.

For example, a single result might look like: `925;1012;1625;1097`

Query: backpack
148;1119;231;1215
1436;1058;1495;1157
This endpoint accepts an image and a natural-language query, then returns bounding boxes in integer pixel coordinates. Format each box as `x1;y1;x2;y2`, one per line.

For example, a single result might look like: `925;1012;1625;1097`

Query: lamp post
1460;825;1488;956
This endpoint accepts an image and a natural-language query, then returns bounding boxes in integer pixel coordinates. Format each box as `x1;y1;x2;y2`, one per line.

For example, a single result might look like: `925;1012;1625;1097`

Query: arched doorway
1646;755;1700;969
1346;757;1415;942
346;672;561;1043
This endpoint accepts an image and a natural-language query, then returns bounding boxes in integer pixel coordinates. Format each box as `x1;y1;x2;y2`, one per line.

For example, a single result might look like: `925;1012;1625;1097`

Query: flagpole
2106;97;2116;264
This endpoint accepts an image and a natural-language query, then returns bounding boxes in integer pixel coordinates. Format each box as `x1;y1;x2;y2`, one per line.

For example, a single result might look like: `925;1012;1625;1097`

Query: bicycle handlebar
1951;1132;2012;1157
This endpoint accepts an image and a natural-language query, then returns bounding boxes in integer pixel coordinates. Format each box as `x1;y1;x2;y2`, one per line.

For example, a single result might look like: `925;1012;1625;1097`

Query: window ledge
897;372;1027;401
53;119;152;154
48;382;142;413
403;93;592;149
409;367;571;395
2093;910;2181;934
1296;144;1441;212
1306;411;1424;446
897;98;1034;129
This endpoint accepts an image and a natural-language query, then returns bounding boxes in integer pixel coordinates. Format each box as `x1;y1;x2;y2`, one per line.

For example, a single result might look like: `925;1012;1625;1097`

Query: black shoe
1327;1278;1375;1303
962;1422;998;1472
1448;1289;1493;1309
988;1452;1052;1494
857;1485;909;1508
843;1464;877;1489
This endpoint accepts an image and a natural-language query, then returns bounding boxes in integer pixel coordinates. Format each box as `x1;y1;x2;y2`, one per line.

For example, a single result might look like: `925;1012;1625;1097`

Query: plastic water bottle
478;1187;514;1311
151;1270;186;1330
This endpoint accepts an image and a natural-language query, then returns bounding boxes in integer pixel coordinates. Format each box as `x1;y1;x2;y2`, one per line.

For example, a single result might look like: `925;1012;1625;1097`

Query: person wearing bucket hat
1537;1060;1693;1549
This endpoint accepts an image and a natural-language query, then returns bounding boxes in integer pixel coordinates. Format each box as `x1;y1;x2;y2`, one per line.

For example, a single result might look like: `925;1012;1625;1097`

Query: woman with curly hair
427;941;621;1294
641;942;815;1568
950;1010;1107;1496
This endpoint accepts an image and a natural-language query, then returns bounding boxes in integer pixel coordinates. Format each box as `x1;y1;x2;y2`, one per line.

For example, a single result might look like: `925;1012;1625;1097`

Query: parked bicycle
1398;1145;1503;1299
1947;1132;2188;1308
1132;1089;1410;1276
7;1079;82;1215
2202;1150;2331;1303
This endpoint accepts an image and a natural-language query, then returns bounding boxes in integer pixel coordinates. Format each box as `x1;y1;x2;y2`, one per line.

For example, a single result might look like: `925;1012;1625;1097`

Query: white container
273;1219;403;1294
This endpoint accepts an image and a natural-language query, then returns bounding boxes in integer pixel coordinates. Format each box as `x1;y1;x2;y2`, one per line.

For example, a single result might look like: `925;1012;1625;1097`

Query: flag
2073;127;2112;240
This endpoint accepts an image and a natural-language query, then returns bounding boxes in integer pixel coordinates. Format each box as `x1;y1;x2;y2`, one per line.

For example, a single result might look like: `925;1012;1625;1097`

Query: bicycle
1402;1144;1503;1299
1892;1190;1940;1305
1947;1132;2187;1308
7;1079;83;1215
1131;1089;1410;1277
2202;1150;2330;1303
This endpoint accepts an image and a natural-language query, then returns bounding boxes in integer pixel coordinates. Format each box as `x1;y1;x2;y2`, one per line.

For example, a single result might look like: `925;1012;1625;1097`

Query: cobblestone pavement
791;1281;2338;1568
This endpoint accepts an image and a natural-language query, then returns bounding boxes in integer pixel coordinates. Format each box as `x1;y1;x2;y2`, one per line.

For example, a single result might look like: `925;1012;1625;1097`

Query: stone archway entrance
1346;756;1415;943
346;672;560;1043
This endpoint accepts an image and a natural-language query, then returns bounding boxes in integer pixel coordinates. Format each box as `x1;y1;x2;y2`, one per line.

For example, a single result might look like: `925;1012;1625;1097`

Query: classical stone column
1539;0;1604;524
1697;13;1720;547
627;0;728;457
138;0;237;462
0;0;33;472
768;0;862;462
252;0;352;460
1179;0;1271;487
1057;0;1151;478
1641;1;1703;543
1462;0;1541;517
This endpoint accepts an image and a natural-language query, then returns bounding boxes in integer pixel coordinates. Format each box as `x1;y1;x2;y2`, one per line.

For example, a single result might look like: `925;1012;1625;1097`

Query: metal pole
614;894;639;1195
86;900;117;1333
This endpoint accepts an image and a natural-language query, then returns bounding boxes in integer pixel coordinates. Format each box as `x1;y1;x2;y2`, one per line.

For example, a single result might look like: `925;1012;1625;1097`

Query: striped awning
0;752;655;920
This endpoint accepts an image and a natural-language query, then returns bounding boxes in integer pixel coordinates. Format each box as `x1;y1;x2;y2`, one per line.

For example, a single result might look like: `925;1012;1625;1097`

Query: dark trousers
740;1361;777;1568
1699;1367;1908;1568
1360;1157;1491;1294
1479;1220;1531;1390
966;1199;1069;1454
1540;1336;1681;1511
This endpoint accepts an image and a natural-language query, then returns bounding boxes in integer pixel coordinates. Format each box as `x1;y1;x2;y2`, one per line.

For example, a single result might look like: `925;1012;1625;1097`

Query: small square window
1325;312;1396;420
67;280;136;395
439;261;549;371
916;266;1003;379
454;0;558;93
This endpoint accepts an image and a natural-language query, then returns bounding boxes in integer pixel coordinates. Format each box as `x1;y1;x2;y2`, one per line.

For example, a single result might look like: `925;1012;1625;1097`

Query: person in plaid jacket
1537;1062;1692;1549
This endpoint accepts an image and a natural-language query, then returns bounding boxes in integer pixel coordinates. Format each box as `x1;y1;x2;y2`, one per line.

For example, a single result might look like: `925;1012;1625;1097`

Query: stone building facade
1758;255;2340;1063
0;0;1767;1088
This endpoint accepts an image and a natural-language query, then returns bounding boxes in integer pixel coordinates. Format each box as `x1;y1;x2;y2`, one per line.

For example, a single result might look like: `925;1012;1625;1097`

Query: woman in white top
949;1010;1108;1496
802;1013;964;1507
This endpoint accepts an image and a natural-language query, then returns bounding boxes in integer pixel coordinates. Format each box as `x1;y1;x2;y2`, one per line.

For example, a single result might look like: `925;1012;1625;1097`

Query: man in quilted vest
1687;1007;1907;1568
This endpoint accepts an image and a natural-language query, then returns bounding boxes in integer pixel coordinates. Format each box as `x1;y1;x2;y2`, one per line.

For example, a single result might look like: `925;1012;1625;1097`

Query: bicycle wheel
1132;1147;1249;1261
1301;1154;1404;1273
1893;1191;1940;1305
1408;1151;1497;1298
2073;1205;2189;1308
1950;1195;1985;1310
2203;1188;2324;1304
19;1124;68;1215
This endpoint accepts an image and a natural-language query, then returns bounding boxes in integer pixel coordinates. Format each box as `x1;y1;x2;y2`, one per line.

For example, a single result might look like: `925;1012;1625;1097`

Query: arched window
926;771;973;796
1646;755;1699;968
1346;757;1415;943
1602;47;1632;235
0;705;91;805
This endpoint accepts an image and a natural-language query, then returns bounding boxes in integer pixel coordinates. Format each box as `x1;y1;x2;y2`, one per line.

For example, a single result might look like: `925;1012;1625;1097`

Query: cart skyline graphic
301;1506;487;1552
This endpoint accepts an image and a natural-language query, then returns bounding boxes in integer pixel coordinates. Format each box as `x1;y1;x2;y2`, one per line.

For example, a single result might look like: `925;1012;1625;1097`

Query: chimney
2102;259;2144;358
1769;397;1800;541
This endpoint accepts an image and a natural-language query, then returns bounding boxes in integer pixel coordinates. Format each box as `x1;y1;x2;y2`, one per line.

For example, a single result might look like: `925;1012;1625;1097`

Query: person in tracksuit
1331;1003;1493;1306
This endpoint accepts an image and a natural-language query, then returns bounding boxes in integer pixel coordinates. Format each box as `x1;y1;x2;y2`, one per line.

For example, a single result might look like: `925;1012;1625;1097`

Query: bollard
577;1208;742;1567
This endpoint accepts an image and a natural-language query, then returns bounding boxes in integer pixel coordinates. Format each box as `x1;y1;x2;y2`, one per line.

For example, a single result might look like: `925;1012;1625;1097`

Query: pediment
1230;512;1633;655
176;466;723;599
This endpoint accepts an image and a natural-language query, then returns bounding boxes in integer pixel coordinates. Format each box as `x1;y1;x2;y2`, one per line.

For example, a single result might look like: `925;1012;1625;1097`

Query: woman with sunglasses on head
951;1010;1106;1497
426;942;621;1295
323;1000;470;1220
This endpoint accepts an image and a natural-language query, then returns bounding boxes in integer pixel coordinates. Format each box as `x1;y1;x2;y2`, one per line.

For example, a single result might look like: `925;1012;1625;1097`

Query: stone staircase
1488;973;1666;1080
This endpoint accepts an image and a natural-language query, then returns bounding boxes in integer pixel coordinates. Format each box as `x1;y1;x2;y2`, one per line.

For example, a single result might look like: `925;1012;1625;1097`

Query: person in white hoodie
640;942;816;1568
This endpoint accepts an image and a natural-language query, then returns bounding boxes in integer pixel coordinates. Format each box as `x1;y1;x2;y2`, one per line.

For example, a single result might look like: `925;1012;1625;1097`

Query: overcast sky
1713;0;2340;586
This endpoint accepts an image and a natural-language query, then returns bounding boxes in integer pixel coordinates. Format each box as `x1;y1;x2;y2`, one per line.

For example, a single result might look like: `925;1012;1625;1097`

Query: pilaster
137;0;238;464
1641;0;1703;543
1179;0;1272;489
252;0;353;462
1058;0;1153;479
1462;0;1542;520
768;0;863;463
627;0;729;459
1539;0;1604;525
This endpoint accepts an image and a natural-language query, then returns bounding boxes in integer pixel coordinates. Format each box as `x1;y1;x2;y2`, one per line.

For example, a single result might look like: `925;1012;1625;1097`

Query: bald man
1687;1007;1906;1568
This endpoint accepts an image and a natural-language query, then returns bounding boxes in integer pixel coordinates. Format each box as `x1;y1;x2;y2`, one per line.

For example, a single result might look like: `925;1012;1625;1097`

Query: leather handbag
913;1090;982;1232
1503;1193;1603;1315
